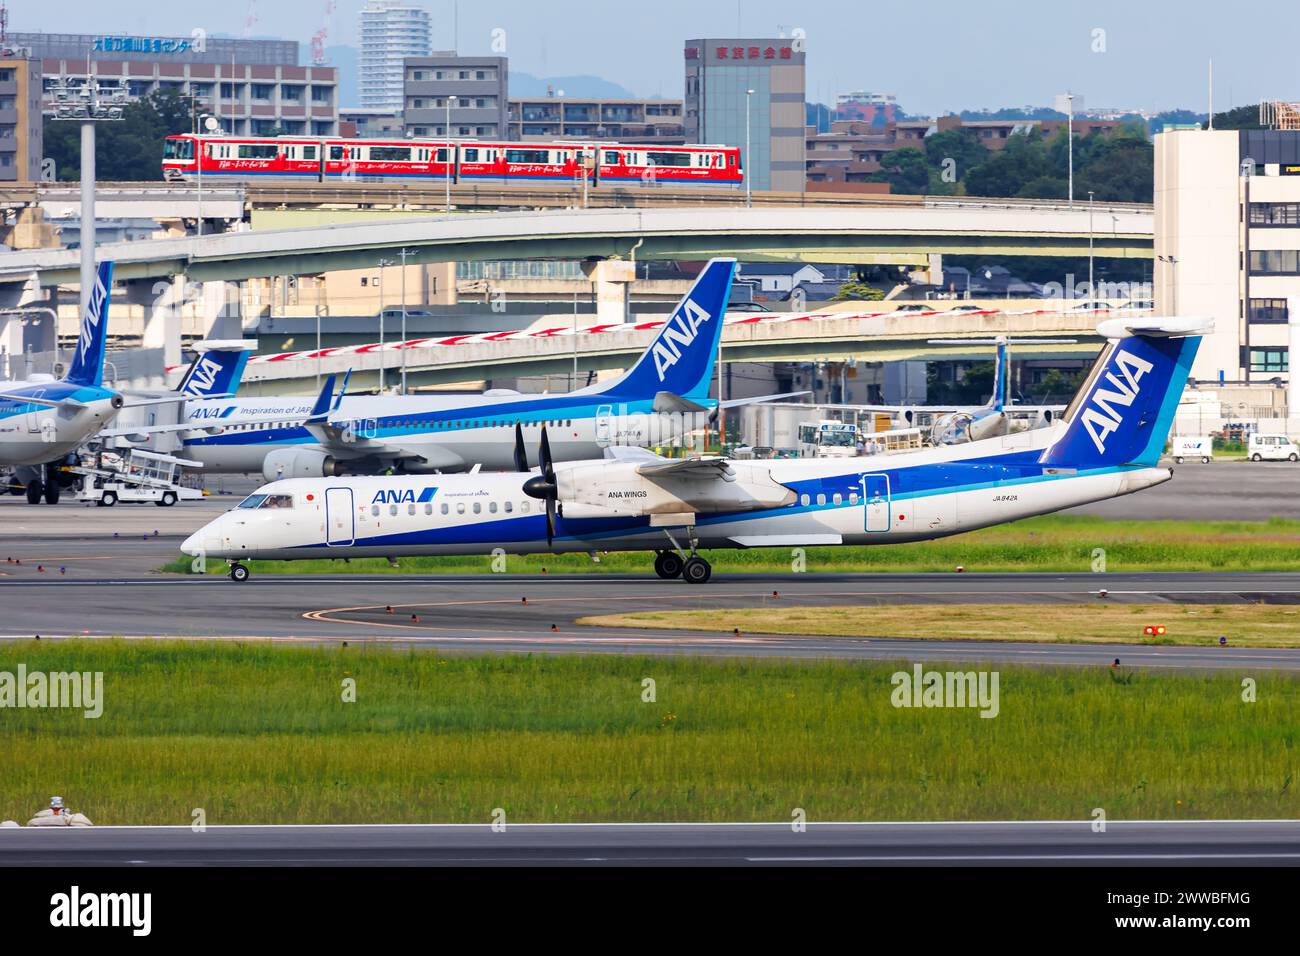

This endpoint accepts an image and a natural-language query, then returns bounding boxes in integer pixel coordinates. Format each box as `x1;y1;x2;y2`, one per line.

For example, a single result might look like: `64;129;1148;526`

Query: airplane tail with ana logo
176;341;255;399
1039;317;1211;469
64;260;114;388
594;258;736;403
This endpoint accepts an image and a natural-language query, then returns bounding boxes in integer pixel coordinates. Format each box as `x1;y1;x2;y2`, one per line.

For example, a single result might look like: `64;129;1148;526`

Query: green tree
43;87;194;181
1205;104;1263;130
963;130;1051;197
923;128;989;185
868;147;931;194
833;280;886;301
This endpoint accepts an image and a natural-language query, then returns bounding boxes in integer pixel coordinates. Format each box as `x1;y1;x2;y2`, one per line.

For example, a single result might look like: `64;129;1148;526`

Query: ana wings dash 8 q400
183;316;1211;583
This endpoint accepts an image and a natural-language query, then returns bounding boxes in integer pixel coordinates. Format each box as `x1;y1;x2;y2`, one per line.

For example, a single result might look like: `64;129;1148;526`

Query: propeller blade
513;422;528;473
545;498;556;547
539;426;554;479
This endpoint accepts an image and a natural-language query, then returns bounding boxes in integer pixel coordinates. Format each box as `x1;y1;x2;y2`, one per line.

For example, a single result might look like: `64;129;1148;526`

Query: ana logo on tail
651;298;712;382
1080;350;1154;453
182;355;225;397
77;270;110;370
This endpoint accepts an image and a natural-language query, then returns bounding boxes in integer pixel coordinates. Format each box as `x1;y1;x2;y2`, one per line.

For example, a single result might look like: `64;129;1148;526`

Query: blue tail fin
177;343;253;399
307;374;337;423
598;258;736;401
1039;318;1209;469
65;260;113;388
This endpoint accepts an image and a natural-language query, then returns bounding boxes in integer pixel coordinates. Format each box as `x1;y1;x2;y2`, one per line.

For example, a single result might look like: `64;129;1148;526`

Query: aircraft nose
180;530;202;556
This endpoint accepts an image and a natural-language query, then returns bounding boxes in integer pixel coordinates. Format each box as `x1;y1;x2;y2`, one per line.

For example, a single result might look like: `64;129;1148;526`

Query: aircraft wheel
682;556;712;584
25;480;43;505
654;551;684;579
43;481;60;505
229;563;250;583
100;490;117;507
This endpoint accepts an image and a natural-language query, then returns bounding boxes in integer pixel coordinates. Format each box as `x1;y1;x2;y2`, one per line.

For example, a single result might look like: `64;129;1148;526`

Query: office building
507;96;683;144
359;0;432;112
684;38;806;192
402;54;507;137
0;56;41;181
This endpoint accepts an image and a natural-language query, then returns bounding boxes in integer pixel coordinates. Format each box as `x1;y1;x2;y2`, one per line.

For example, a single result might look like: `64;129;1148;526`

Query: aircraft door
861;473;890;532
595;404;614;446
25;389;45;434
325;487;355;546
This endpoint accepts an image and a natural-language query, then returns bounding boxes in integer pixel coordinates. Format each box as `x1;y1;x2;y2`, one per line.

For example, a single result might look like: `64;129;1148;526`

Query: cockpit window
237;493;293;509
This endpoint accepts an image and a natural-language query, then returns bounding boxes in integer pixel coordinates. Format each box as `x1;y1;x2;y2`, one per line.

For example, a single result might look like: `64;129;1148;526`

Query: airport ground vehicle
162;134;742;187
1248;433;1300;462
797;420;859;457
72;449;204;507
184;316;1212;584
1172;436;1212;464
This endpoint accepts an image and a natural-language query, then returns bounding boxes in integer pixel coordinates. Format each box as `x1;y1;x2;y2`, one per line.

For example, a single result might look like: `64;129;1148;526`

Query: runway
1;820;1297;865
4;571;1300;670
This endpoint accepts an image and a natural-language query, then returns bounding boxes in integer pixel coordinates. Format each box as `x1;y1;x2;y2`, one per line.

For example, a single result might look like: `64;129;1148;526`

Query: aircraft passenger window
800;494;810;507
457;502;466;514
407;504;416;515
816;494;826;506
521;501;531;513
371;505;380;516
849;493;859;504
473;502;482;514
504;501;513;513
489;502;498;513
833;493;842;505
440;503;449;515
424;503;432;515
389;504;398;516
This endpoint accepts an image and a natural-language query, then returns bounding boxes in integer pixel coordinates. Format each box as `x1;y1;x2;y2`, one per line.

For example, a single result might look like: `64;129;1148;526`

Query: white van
1248;433;1300;462
1172;436;1212;464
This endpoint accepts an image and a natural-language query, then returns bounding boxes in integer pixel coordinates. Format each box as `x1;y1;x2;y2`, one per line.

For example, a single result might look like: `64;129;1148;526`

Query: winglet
307;374;337;423
332;369;352;413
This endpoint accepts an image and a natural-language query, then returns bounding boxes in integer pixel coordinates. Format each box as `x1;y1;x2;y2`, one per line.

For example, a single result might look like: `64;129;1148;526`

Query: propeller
512;421;529;473
522;426;558;546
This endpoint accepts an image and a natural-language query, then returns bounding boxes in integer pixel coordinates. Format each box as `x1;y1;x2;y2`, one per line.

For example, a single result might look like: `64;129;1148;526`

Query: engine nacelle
555;461;794;516
262;448;342;481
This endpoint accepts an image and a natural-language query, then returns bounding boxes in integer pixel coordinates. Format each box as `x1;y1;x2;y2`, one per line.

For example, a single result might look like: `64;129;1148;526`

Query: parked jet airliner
184;315;1209;583
160;258;791;480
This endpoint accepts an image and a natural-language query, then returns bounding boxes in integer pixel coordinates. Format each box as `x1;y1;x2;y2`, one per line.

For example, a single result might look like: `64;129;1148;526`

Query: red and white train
162;134;743;188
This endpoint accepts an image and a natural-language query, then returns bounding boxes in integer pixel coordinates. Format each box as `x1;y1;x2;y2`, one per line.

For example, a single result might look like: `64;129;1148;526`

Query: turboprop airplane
164;258;796;480
183;315;1209;583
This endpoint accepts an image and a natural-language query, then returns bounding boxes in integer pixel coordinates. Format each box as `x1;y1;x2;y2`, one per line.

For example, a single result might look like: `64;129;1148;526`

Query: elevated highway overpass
223;304;1121;396
0;203;1154;289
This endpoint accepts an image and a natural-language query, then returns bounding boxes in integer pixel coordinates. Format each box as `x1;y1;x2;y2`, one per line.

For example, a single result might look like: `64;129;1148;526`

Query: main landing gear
654;528;713;584
228;562;250;583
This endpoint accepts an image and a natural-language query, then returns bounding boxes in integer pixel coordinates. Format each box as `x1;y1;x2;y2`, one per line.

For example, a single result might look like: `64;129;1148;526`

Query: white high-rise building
359;0;432;111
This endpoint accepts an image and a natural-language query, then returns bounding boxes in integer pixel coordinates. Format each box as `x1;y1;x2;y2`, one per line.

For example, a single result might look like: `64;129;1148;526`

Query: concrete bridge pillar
580;259;635;325
201;280;244;339
123;276;185;384
0;273;55;377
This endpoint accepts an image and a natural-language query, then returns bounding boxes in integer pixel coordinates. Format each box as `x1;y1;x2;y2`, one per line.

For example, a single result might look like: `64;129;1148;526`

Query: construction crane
1261;101;1300;131
311;0;337;66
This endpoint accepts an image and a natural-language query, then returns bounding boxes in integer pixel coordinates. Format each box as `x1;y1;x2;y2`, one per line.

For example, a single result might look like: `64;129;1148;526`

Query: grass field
579;603;1300;648
160;514;1300;576
3;640;1298;824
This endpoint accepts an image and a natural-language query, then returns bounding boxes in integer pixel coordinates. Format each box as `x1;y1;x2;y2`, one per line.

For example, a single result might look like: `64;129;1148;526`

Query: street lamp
377;257;392;391
398;248;415;394
445;95;458;213
1065;92;1075;209
1157;254;1178;315
196;114;220;238
744;88;755;207
50;72;125;318
1087;190;1095;306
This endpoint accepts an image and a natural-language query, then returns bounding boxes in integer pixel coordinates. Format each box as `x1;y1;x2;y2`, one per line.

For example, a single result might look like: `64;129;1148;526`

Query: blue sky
16;0;1299;114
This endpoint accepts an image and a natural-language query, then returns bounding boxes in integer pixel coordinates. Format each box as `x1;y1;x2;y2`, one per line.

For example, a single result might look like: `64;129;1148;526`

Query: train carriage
162;134;743;189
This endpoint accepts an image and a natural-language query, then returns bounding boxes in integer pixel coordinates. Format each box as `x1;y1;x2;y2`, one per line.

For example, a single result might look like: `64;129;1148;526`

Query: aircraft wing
120;393;234;409
719;390;811;409
0;392;86;410
99;413;306;440
634;456;734;479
